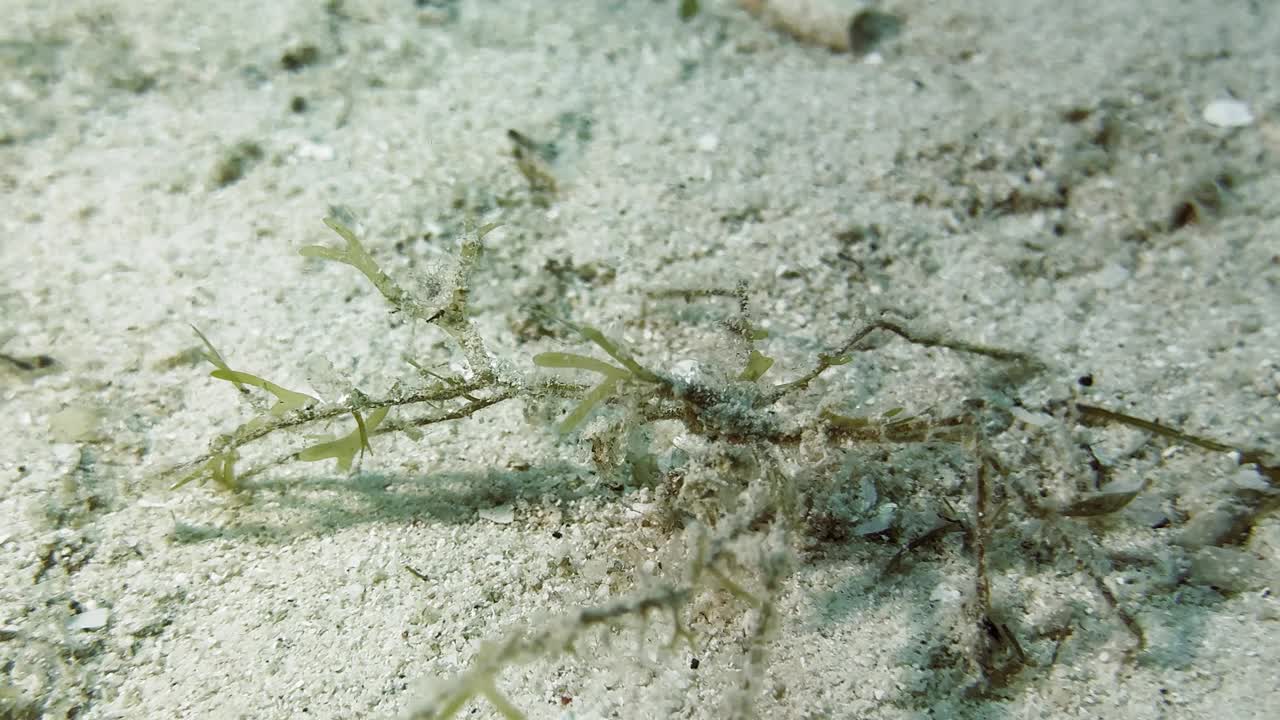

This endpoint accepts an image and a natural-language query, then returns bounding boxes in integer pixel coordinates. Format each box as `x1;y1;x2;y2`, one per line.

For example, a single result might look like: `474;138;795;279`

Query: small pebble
1203;98;1254;128
67;607;110;631
1188;547;1266;593
1176;501;1253;548
478;504;515;525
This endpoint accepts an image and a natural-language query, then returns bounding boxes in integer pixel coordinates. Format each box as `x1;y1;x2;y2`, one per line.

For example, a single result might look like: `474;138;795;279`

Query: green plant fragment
298;406;389;471
575;325;660;382
820;409;871;428
480;682;525;720
172;450;239;491
533;351;631;380
535;327;664;433
557;378;621;435
191;326;245;392
738;349;774;381
305;218;387;284
209;369;317;416
299;216;418;316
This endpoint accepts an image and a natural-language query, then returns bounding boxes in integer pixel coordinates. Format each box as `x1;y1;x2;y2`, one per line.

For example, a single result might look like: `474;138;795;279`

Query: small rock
1188;547;1266;593
1175;500;1253;548
67;607;110;631
1203;98;1254;128
1232;466;1277;494
49;406;104;443
295;141;335;162
478;504;514;525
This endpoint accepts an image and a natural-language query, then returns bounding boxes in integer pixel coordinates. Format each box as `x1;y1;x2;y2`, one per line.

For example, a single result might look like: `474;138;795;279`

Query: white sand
2;1;1279;718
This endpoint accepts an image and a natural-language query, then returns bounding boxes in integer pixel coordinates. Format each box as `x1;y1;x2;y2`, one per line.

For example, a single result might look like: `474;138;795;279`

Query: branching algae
171;214;1277;719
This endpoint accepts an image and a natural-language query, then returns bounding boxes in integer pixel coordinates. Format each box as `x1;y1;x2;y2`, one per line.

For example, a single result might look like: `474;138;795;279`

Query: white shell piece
1203;98;1254;128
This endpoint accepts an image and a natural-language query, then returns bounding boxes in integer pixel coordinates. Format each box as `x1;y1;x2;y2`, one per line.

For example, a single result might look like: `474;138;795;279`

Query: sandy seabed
2;2;1278;718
